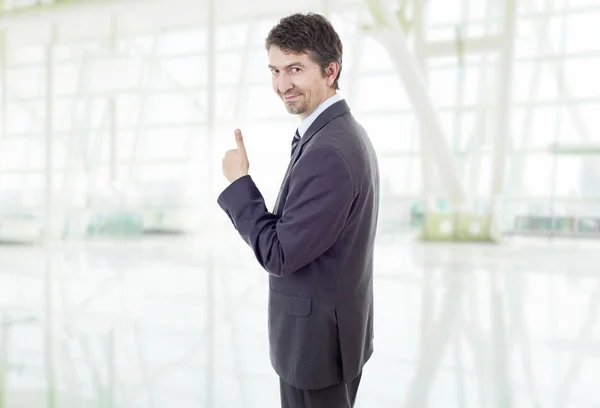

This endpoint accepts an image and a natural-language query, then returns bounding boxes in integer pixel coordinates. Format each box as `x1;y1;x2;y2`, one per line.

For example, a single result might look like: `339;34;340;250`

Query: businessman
218;13;380;408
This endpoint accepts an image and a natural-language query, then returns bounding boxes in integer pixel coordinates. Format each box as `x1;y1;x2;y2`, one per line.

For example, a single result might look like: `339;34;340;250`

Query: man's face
268;45;334;120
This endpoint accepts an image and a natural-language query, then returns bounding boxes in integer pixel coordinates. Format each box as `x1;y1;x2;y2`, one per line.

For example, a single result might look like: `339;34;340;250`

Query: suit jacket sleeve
217;145;354;277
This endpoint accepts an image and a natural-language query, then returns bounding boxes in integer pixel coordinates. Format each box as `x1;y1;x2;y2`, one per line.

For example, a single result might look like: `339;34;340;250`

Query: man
218;12;380;408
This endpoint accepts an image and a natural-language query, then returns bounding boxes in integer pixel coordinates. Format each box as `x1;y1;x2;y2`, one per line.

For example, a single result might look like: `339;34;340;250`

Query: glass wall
1;1;599;235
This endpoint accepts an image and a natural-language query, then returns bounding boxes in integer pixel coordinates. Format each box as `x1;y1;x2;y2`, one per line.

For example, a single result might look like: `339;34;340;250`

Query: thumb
234;129;246;152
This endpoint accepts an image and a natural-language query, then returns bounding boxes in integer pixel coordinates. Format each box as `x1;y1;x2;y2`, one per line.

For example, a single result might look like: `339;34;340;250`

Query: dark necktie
291;129;301;157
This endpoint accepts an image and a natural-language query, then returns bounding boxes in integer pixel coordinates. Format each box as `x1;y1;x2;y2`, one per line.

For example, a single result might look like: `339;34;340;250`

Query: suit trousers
279;372;362;408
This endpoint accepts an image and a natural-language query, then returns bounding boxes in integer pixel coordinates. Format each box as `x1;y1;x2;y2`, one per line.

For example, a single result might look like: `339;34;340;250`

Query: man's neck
299;90;337;120
296;92;343;137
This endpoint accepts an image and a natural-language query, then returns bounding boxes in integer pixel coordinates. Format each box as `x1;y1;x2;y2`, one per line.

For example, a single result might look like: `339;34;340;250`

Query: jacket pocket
270;290;312;317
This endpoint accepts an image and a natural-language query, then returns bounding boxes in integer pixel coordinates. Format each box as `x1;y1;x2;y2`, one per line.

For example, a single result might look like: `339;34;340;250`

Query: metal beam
108;328;116;408
489;0;517;234
109;13;118;183
465;276;490;408
548;0;570;225
553;284;600;408
43;24;57;408
44;254;57;408
489;275;512;408
404;270;467;407
520;0;600;186
424;35;504;57
205;1;216;407
344;8;364;106
0;0;144;21
365;0;467;207
232;22;254;121
453;1;471;210
321;0;331;18
505;271;541;407
0;316;6;408
44;24;56;240
549;143;600;155
505;0;555;198
0;0;355;32
463;0;492;201
59;38;93;229
465;55;492;201
0;29;5;141
119;33;161;204
413;0;436;212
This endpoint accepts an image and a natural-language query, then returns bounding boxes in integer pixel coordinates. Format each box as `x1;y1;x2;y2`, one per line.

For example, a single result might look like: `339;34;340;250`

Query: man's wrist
230;173;249;183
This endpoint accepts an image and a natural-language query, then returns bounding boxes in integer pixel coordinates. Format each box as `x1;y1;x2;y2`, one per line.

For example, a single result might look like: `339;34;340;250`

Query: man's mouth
283;94;301;101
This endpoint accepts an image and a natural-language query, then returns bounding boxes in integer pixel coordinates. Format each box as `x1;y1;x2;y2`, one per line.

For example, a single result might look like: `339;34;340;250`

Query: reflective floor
0;232;599;407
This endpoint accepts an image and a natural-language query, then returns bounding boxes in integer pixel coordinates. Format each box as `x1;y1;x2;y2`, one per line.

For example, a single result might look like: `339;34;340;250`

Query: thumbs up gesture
222;129;250;183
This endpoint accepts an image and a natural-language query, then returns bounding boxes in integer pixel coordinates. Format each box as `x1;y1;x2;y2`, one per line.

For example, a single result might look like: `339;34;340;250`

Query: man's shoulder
307;117;364;159
319;111;364;138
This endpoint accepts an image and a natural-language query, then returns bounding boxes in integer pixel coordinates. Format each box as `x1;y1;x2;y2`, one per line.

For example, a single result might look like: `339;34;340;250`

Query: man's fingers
235;129;246;151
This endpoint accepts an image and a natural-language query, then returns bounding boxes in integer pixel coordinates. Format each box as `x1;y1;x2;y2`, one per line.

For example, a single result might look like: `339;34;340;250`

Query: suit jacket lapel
273;100;351;213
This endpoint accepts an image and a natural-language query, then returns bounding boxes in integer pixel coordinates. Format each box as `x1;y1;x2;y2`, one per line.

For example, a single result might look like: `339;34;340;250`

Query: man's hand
222;128;250;183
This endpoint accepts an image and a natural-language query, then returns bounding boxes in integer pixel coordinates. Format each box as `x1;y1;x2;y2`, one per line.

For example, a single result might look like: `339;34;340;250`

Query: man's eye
291;68;300;73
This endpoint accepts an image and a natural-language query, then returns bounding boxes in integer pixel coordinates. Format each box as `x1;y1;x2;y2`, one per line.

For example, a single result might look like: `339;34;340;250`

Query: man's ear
325;62;340;87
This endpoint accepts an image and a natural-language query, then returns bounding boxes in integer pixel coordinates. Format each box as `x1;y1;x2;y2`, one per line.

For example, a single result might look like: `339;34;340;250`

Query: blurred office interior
0;0;600;406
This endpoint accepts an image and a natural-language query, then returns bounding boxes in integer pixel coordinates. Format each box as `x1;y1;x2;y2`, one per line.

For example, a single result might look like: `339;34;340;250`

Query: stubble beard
281;93;307;115
285;101;308;115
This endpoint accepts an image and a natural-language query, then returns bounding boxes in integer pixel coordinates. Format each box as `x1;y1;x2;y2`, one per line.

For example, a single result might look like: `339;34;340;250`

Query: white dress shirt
297;93;343;138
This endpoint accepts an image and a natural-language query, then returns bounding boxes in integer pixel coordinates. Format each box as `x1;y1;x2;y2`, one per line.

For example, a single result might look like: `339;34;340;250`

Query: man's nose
278;73;293;94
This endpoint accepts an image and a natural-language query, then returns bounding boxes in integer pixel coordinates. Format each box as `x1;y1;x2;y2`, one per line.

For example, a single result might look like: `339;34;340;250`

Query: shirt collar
297;93;343;138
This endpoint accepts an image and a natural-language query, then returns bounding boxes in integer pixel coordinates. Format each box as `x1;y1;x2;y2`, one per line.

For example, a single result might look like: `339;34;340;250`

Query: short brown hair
265;13;343;90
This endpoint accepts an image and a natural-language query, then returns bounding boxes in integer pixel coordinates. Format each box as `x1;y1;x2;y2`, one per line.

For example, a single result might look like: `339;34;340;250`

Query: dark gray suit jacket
218;100;380;390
